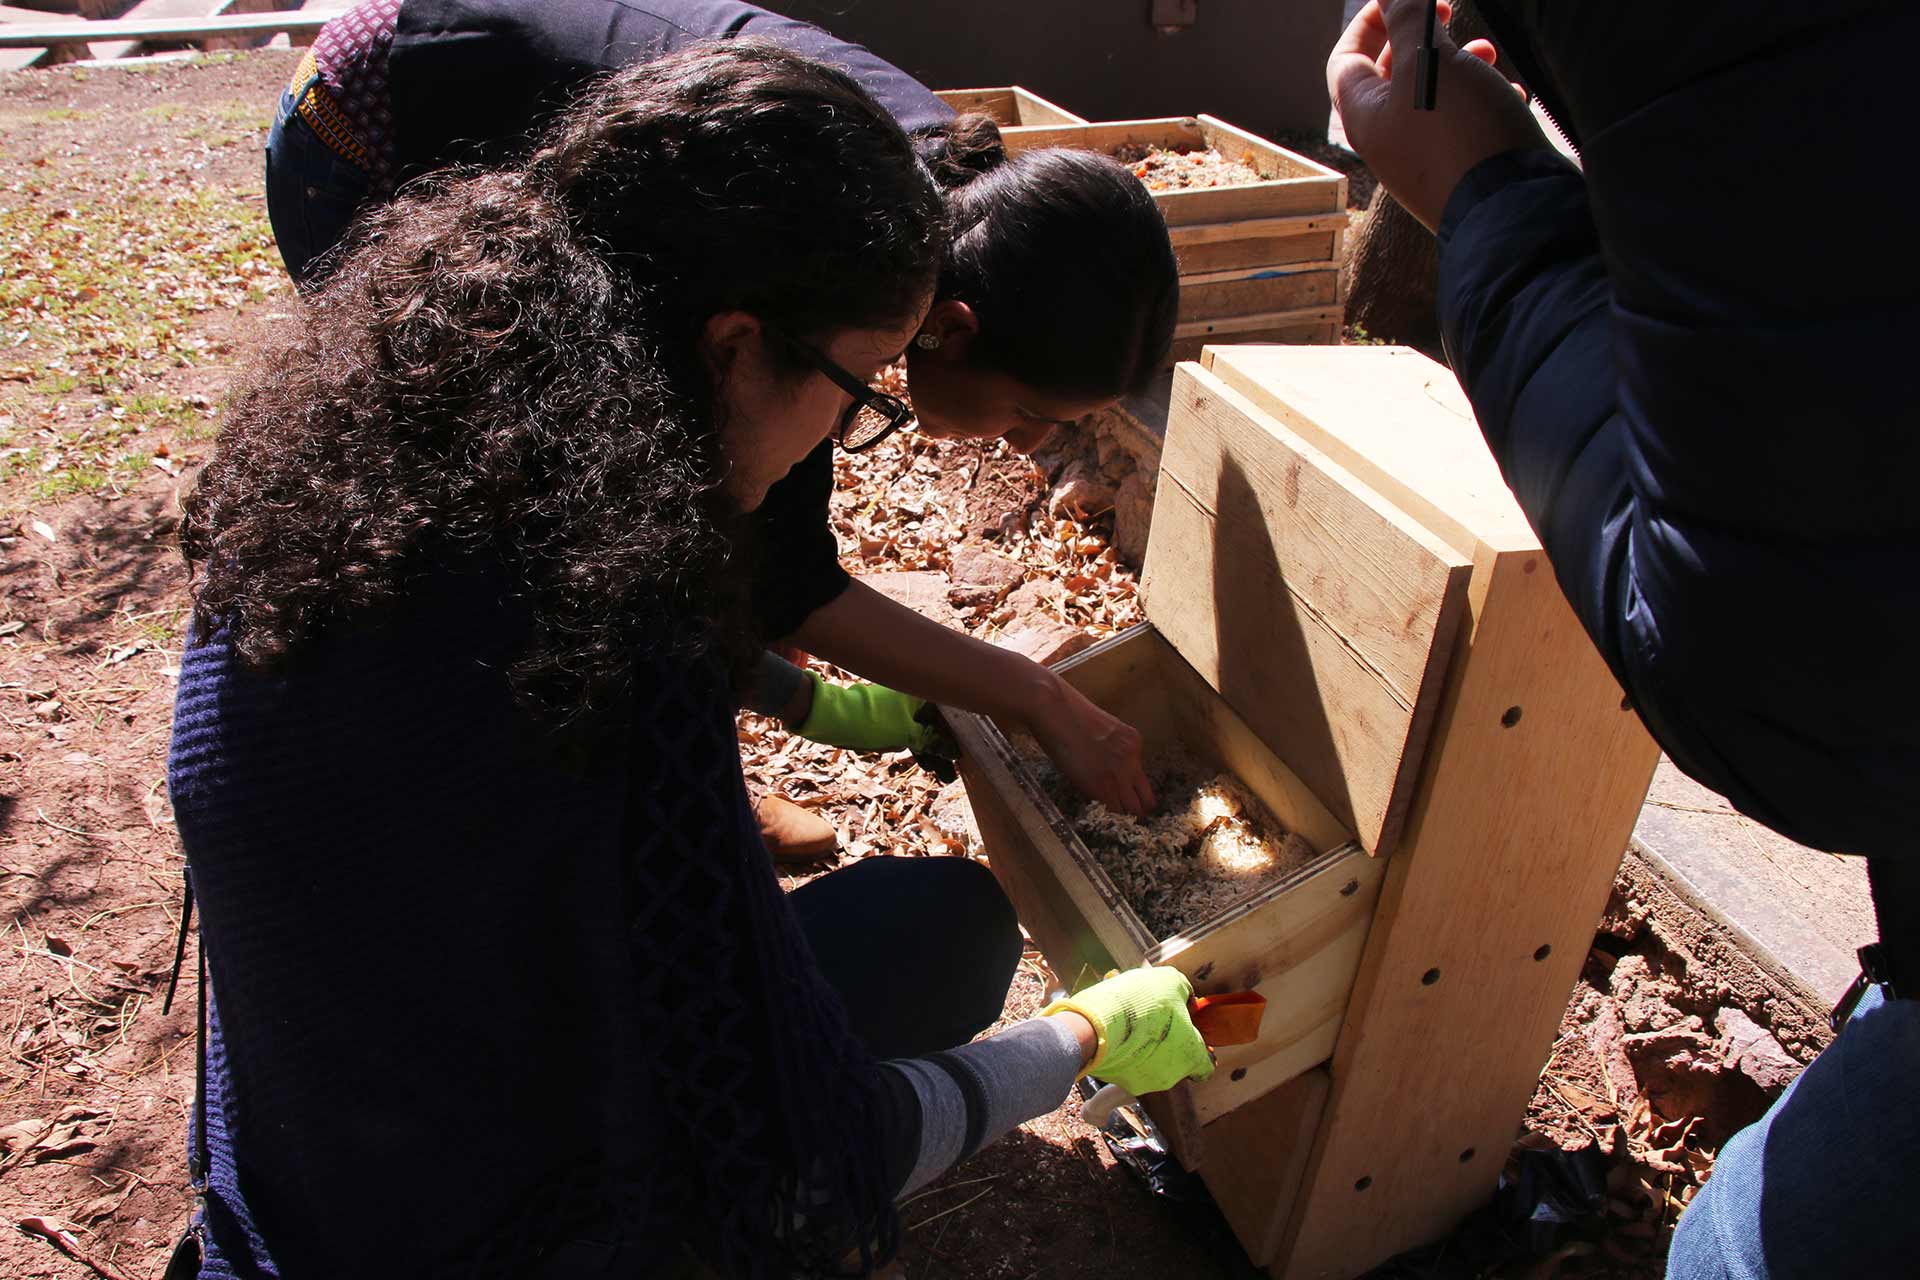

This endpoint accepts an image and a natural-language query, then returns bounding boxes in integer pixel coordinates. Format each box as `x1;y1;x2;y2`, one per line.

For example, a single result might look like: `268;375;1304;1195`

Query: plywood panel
1204;1069;1332;1266
1272;544;1660;1279
1202;346;1537;560
1142;365;1472;854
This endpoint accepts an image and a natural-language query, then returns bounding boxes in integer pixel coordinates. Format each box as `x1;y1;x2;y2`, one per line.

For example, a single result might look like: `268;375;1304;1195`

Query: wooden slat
1177;231;1337;277
1179;274;1339;331
1167;213;1348;247
1273;542;1659;1280
1175;306;1342;343
1141;365;1472;855
1203;1069;1332;1266
1001;115;1207;157
1201;346;1537;561
0;7;337;46
936;85;1086;127
1181;260;1344;288
1155;178;1345;226
1172;322;1338;366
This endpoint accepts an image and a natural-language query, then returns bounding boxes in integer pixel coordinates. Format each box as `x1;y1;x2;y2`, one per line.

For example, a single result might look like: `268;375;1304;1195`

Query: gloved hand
1041;966;1213;1096
793;673;935;754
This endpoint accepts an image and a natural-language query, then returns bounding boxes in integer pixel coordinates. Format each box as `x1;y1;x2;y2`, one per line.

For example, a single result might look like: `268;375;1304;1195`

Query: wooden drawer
950;624;1386;1164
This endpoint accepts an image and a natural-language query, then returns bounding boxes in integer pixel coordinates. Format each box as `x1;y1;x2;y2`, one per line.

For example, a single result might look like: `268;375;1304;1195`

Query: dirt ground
1;50;1773;1280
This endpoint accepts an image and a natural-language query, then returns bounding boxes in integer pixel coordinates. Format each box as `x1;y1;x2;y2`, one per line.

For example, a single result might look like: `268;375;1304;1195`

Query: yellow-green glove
793;673;934;754
1041;966;1213;1096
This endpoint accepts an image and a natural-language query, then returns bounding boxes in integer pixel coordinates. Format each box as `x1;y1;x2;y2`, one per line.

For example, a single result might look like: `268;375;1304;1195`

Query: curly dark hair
182;42;944;728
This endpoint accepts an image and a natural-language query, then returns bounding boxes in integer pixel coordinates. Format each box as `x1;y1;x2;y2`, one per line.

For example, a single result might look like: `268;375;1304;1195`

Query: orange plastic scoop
1188;991;1267;1047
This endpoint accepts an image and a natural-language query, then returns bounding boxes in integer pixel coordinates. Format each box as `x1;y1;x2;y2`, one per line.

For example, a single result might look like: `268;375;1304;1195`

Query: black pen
1414;0;1440;110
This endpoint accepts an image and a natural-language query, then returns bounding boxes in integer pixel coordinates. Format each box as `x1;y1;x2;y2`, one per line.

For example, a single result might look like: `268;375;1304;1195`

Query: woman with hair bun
172;43;1208;1278
268;0;1178;826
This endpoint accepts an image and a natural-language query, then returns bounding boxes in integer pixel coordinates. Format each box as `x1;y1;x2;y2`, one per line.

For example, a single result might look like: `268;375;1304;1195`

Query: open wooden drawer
946;362;1475;1167
951;624;1384;1162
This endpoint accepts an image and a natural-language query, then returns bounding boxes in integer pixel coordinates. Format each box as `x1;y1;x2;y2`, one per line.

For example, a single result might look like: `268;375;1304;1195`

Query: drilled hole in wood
1231;1067;1247;1082
1621;694;1633;711
1354;1175;1373;1192
1421;967;1442;986
1459;1147;1476;1164
1194;962;1214;982
1501;705;1523;728
1340;878;1360;897
1534;944;1553;962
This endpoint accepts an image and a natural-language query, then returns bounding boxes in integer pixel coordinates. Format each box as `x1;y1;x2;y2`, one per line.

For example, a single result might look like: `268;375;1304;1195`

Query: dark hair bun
917;113;1007;189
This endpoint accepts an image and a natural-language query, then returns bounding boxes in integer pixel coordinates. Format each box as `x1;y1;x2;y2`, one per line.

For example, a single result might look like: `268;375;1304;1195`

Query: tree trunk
1344;185;1442;356
1342;0;1498;361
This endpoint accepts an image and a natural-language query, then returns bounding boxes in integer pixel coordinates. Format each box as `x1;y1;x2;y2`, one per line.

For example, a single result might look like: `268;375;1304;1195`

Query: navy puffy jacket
1436;2;1920;858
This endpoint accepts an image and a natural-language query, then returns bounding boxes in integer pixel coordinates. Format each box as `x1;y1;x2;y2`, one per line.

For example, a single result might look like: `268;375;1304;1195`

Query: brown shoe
755;793;838;863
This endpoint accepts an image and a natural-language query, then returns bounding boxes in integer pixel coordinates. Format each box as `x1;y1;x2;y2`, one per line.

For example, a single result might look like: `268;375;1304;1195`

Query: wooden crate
935;85;1086;128
946;347;1661;1279
955;626;1389;1166
1002;115;1349;362
950;357;1475;1161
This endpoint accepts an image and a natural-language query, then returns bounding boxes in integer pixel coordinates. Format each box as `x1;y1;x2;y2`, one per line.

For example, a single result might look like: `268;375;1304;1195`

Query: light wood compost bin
1002;115;1348;363
945;346;1660;1280
935;85;1087;128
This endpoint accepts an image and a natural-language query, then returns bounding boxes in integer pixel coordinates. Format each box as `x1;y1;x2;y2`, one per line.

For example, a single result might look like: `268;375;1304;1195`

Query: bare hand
1328;0;1547;230
1029;679;1156;817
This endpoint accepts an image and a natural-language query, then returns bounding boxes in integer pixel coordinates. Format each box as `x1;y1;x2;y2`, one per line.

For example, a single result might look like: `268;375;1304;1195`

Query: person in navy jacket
1329;3;1919;1276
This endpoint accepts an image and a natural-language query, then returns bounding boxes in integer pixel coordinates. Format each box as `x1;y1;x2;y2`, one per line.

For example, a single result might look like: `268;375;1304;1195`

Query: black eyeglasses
775;333;915;452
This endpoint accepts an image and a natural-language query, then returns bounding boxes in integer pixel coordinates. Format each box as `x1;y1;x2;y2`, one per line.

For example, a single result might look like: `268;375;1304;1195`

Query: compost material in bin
1022;745;1318;937
1113;143;1265;192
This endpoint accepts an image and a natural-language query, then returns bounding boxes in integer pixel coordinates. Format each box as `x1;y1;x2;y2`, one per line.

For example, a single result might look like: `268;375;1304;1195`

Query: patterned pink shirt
310;0;403;192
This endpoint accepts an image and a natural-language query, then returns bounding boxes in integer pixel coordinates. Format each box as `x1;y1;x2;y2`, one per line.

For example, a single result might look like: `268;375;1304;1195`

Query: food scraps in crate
1112;143;1265;193
1024;746;1319;937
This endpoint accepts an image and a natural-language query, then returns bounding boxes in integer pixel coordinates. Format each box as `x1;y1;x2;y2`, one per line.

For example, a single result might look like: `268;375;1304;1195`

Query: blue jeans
1667;985;1920;1278
263;76;372;287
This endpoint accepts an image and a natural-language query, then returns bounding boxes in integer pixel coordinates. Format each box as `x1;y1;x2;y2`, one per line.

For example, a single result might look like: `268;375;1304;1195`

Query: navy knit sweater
168;572;904;1276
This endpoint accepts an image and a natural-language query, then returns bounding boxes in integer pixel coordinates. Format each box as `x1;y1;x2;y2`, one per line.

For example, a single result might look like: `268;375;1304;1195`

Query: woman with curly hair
267;0;1180;833
167;44;1208;1279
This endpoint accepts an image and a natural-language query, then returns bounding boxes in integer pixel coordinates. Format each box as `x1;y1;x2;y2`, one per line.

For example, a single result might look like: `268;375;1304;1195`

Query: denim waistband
286;48;374;174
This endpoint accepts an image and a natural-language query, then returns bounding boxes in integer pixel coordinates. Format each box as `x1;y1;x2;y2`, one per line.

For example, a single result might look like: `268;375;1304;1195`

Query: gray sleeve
742;650;809;719
884;1015;1085;1196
